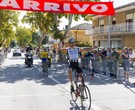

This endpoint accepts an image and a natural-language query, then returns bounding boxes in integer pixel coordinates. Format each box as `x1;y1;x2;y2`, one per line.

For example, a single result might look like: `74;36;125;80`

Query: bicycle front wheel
43;63;48;76
81;85;91;110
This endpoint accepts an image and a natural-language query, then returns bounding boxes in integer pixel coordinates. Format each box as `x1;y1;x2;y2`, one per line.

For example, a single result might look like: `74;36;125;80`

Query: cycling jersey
66;47;80;61
67;47;82;73
40;51;48;58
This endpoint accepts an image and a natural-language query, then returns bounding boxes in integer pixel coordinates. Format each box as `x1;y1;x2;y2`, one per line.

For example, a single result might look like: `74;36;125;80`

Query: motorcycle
25;54;33;67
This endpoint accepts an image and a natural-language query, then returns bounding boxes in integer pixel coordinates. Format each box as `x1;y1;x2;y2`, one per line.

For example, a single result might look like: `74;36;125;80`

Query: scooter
25;54;33;68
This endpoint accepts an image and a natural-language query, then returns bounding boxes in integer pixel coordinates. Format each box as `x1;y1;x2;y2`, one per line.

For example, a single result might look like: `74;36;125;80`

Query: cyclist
39;47;48;68
66;37;83;92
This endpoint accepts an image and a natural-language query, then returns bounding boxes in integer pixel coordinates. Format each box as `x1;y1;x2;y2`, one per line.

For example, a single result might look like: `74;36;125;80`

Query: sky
19;0;135;29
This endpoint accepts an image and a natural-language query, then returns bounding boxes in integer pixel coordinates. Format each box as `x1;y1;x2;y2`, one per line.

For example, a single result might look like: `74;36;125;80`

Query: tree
21;0;100;43
16;27;32;47
31;32;39;45
22;12;56;48
0;10;19;47
52;0;100;41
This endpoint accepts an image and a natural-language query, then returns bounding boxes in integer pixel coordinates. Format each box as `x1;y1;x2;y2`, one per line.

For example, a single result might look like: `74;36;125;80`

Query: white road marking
49;76;102;110
35;64;102;110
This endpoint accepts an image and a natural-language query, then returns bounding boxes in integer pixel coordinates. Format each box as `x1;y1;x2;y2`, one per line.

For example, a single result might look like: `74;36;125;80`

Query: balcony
85;22;135;36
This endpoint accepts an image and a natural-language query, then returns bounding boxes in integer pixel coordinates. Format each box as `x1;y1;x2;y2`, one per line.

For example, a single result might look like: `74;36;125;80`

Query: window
112;17;116;31
99;19;104;33
126;14;133;31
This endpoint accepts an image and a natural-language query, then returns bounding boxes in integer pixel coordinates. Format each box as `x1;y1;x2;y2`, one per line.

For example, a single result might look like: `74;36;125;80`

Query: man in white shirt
129;48;135;73
66;38;83;92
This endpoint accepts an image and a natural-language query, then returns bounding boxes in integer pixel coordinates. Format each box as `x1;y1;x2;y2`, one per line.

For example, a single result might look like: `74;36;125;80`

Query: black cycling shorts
69;62;83;73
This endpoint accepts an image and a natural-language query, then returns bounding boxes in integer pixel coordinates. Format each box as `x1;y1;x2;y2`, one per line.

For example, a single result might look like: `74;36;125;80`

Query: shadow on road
0;58;135;91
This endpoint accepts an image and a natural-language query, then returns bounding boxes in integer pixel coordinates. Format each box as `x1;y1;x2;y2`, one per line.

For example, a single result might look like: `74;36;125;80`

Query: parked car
13;49;21;56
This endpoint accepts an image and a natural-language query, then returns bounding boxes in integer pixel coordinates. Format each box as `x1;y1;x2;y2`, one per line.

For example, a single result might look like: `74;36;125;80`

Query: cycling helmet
68;37;76;43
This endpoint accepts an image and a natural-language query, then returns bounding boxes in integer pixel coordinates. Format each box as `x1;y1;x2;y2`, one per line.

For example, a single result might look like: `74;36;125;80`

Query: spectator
53;48;57;61
93;48;100;73
100;48;107;75
90;48;95;73
112;47;120;78
85;48;91;70
106;47;113;77
129;47;135;67
121;47;130;82
128;47;135;75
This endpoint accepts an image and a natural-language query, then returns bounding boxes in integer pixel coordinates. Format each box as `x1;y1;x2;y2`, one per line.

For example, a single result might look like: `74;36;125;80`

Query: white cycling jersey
66;47;80;60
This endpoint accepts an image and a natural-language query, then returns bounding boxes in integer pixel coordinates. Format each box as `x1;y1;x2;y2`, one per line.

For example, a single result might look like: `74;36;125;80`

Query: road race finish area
0;0;115;15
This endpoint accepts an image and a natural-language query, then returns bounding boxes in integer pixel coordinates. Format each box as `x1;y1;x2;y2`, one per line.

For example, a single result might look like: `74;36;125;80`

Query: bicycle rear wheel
80;85;91;110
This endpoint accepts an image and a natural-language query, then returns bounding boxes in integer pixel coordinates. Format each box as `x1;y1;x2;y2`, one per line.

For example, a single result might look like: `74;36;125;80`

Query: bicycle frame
71;70;91;110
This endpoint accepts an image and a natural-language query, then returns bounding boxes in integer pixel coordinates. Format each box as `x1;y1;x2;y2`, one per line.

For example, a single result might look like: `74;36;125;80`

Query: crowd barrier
57;52;135;80
0;53;7;65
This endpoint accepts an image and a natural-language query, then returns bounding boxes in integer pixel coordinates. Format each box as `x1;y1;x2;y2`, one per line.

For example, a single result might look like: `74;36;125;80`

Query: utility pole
108;0;111;47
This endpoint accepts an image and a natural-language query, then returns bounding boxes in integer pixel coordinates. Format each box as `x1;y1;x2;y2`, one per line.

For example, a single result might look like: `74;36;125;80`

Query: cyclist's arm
77;47;81;58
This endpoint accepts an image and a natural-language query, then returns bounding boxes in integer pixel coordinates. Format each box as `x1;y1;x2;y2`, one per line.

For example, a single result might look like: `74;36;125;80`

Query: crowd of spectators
80;46;135;81
58;46;135;82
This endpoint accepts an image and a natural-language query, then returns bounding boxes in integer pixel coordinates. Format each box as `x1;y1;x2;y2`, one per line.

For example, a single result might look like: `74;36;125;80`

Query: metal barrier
80;56;121;80
0;53;7;65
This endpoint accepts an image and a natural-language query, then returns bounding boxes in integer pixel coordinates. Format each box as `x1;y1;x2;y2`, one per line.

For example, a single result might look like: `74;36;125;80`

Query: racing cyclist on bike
66;38;83;92
39;47;48;68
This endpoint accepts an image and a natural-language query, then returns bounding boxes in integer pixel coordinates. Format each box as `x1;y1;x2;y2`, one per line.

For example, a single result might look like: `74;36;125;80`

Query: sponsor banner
0;0;115;15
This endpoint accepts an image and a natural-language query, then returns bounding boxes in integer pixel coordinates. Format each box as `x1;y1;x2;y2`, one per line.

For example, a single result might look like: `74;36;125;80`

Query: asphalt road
0;52;135;110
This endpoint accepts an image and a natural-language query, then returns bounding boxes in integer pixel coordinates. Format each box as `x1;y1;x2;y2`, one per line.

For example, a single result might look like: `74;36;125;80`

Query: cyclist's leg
68;62;73;84
75;63;83;84
41;58;46;68
76;65;85;98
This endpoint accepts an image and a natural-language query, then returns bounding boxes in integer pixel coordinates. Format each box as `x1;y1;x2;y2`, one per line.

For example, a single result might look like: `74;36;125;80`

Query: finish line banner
0;0;115;15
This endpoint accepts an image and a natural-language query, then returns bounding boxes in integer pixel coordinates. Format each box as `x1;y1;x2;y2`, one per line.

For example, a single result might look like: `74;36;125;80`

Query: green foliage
0;10;19;47
31;32;40;46
22;12;58;46
16;27;32;47
77;41;92;47
10;40;17;48
21;0;100;43
53;28;64;41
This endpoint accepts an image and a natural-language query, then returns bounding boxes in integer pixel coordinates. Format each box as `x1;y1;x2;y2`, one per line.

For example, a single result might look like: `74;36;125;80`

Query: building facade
67;23;92;44
86;2;135;49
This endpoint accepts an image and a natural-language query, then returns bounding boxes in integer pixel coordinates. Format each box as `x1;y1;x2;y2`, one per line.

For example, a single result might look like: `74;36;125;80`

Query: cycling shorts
41;58;47;63
69;62;82;73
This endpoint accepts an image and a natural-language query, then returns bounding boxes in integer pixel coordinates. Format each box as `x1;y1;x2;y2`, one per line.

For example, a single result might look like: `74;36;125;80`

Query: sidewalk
83;65;135;86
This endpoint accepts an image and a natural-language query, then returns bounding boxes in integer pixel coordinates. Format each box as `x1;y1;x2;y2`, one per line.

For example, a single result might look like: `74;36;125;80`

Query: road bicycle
42;58;48;76
70;69;91;110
